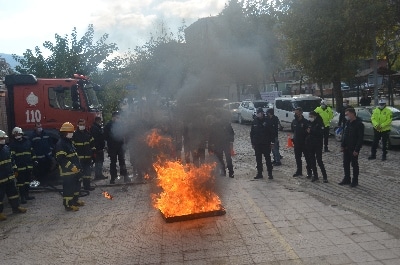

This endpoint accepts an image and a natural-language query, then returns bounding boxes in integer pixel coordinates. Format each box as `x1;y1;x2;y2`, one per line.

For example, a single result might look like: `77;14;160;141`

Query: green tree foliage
12;24;118;78
0;58;14;80
281;0;383;110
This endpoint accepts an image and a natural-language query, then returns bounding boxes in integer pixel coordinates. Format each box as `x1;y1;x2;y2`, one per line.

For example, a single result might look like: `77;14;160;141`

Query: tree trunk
318;82;324;98
332;76;343;112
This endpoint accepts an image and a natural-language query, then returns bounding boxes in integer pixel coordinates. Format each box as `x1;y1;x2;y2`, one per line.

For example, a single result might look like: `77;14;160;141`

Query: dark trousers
80;160;92;189
33;157;52;184
371;130;390;156
254;144;273;175
271;137;280;163
94;150;104;178
214;144;233;175
343;148;359;184
306;144;327;179
294;143;308;174
16;170;31;199
323;127;330;148
109;148;127;180
0;179;20;212
62;174;81;207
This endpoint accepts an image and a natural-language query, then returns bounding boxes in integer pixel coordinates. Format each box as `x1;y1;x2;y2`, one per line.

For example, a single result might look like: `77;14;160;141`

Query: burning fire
102;191;113;200
146;130;223;218
152;160;222;217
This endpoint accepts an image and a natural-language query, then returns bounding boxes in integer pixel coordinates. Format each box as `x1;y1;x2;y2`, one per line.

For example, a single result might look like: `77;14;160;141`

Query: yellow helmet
60;122;75;132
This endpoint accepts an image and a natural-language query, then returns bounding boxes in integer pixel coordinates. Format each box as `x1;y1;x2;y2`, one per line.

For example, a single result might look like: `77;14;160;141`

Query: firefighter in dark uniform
339;108;364;187
55;122;84;211
73;119;95;191
90;117;107;180
208;115;235;178
9;127;35;204
292;107;310;177
30;122;54;186
305;111;328;183
250;107;274;179
0;130;27;221
104;111;129;184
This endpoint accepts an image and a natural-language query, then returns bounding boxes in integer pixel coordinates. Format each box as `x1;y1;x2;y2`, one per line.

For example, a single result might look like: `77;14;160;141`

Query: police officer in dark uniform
55;122;84;211
10;127;35;204
208;115;235;178
90;117;107;180
0;130;27;221
104;111;129;184
339;108;364;187
73;119;95;191
292;107;310;177
250;107;274;179
305;111;328;183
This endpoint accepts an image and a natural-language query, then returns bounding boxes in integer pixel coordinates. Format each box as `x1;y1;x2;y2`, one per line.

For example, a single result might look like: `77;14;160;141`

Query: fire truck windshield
83;84;102;111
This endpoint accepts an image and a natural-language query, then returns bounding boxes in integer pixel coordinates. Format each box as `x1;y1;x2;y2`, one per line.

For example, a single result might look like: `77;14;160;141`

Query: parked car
238;100;272;124
330;106;400;148
224;102;241;123
341;82;350;91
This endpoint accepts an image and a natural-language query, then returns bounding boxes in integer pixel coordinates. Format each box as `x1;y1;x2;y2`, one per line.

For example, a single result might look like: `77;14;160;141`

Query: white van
274;95;321;130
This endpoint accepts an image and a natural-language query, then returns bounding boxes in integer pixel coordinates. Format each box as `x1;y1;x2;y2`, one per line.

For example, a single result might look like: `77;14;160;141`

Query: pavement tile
369;249;400;260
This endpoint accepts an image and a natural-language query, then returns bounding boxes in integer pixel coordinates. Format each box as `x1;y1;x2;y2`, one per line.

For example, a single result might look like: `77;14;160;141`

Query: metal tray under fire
160;208;226;223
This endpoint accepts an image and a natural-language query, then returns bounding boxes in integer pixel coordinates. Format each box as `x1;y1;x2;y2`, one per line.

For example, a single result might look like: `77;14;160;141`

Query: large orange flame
146;129;223;217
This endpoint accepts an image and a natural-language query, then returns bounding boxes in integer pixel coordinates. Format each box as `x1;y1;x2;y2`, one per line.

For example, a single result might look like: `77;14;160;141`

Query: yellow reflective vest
371;107;392;132
314;106;334;127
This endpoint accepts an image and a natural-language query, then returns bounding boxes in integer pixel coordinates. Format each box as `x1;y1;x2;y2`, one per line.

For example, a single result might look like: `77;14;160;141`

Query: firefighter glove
71;166;79;173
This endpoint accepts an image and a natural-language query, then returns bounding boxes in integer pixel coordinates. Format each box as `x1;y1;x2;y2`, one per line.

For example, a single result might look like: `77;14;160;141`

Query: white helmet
0;130;8;138
12;127;23;135
378;99;387;105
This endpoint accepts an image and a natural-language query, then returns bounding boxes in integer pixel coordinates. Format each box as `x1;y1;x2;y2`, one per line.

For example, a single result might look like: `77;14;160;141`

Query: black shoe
368;155;376;160
280;155;283;159
306;174;312;179
293;173;302;177
323;179;329;183
83;186;95;191
268;174;273;180
228;172;234;178
382;156;386;161
350;182;358;187
338;180;351;185
254;174;263;179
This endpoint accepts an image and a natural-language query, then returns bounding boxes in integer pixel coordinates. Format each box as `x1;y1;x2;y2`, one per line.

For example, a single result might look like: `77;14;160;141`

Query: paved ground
0;123;399;265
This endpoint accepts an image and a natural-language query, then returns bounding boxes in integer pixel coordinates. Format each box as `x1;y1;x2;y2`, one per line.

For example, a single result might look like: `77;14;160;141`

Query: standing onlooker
266;108;281;166
208;115;235;178
73;119;95;191
0;130;27;221
314;100;334;152
54;122;84;211
305;111;328;183
292;107;310;177
90;117;107;180
368;99;392;161
30;122;54;186
339;108;364;187
9;127;35;204
359;91;371;106
250;107;274;179
104;111;129;184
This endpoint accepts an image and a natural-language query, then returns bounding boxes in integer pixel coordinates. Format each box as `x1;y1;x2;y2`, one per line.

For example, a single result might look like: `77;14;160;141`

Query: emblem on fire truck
26;92;39;106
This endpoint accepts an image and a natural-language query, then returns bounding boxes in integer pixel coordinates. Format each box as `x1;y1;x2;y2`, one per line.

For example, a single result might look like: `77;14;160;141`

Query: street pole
373;31;378;106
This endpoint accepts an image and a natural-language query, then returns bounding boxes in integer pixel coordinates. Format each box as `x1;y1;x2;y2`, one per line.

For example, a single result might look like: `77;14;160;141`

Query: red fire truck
0;73;102;138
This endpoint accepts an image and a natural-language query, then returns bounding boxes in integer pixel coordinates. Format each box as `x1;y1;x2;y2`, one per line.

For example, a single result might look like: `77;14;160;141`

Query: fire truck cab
1;74;102;138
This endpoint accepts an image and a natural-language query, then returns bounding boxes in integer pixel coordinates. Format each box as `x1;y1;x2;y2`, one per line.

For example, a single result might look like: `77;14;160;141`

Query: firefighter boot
83;179;95;191
19;186;27;204
65;205;79;211
74;200;85;207
0;213;7;221
12;207;27;214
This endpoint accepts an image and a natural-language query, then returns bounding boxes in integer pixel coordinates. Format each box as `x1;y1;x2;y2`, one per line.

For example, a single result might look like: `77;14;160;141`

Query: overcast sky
0;0;227;56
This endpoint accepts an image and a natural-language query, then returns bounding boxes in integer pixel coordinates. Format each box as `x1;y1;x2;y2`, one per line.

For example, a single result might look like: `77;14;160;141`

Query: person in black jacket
266;108;282;166
90;117;107;180
72;119;95;191
305;111;328;183
292;107;310;177
55;122;84;211
104;111;128;184
250;107;274;179
10;127;35;204
339;108;364;187
208;115;235;178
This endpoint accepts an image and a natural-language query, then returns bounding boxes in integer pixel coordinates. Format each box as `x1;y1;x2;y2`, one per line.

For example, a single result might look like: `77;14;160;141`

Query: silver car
224;102;241;123
330;106;400;148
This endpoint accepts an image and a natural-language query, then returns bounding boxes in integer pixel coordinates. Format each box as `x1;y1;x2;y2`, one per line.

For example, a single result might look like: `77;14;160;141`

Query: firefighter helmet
0;130;8;138
60;122;75;132
12;127;23;135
